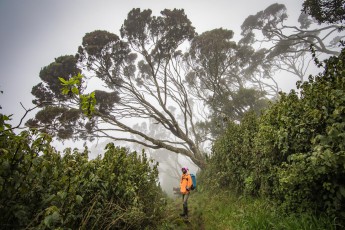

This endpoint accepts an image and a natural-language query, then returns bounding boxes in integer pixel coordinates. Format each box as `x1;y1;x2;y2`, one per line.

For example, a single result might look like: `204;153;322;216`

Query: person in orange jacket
179;167;192;217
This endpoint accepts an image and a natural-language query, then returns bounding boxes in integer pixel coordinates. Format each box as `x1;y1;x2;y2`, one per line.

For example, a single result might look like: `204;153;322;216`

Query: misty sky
0;0;304;128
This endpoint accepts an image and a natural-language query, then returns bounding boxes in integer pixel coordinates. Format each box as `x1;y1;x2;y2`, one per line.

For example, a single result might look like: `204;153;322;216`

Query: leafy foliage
200;111;259;194
202;47;345;223
275;48;345;218
303;0;345;24
0;117;165;229
60;73;97;118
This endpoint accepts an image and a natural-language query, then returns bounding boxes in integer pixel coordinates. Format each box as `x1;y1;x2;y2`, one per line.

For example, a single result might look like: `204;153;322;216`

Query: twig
4;101;52;132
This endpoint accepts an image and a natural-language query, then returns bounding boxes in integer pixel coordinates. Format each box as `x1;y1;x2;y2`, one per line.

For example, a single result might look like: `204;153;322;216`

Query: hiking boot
184;206;188;218
180;205;187;217
179;205;188;218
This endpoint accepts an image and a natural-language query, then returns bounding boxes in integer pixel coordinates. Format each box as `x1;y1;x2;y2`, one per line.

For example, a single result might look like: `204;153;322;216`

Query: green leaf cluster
59;73;97;118
200;48;345;223
79;92;96;118
59;73;82;96
0;118;165;229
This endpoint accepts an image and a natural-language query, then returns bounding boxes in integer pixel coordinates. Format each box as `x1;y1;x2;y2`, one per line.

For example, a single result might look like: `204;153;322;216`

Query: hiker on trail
180;167;192;217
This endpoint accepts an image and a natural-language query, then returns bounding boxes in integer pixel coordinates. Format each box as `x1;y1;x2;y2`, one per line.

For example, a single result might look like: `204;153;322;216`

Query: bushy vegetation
200;48;345;224
0;116;165;229
200;111;260;195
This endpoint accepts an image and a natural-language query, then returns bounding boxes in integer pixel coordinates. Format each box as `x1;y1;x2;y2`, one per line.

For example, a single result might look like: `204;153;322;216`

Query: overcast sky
0;0;304;128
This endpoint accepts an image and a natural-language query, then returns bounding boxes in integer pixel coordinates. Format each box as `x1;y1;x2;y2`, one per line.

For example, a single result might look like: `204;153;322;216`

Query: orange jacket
180;173;192;194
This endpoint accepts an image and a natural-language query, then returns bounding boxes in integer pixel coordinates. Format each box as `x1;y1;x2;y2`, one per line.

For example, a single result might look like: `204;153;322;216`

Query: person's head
181;167;188;174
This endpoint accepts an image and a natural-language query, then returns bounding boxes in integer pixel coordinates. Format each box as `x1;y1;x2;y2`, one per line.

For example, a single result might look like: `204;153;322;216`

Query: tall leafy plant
200;111;259;194
275;48;345;219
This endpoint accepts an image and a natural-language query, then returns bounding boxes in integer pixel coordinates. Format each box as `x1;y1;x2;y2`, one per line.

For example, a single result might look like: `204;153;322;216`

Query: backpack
190;173;196;190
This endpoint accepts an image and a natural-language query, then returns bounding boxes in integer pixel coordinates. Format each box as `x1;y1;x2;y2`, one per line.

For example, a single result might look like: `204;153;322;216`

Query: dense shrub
274;50;345;218
0;116;165;229
202;48;345;222
200;111;259;195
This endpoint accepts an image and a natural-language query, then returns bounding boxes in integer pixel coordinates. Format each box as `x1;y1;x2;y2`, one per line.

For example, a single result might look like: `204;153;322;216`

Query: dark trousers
181;193;189;216
182;193;189;207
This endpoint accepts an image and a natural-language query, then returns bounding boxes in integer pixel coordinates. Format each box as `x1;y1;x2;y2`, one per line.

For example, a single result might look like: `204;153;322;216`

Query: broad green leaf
57;191;67;200
62;88;70;95
76;195;83;204
58;77;68;84
71;87;79;95
44;211;60;228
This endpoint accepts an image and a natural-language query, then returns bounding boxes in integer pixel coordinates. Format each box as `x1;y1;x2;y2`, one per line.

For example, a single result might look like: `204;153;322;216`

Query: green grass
157;191;341;230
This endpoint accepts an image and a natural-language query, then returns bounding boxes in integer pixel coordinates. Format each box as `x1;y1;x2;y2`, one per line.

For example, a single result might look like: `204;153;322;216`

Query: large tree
28;9;209;168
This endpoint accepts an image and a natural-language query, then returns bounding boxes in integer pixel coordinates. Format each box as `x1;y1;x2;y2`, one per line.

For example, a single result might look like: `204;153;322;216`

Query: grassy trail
157;191;340;230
